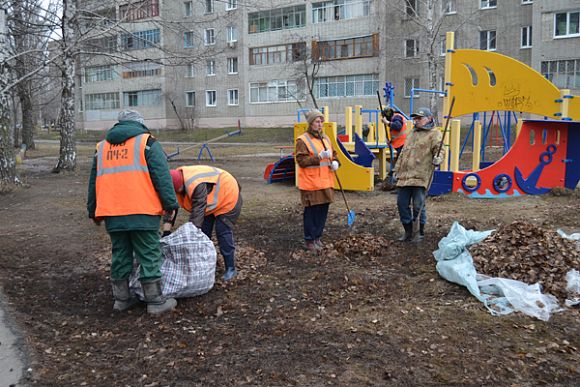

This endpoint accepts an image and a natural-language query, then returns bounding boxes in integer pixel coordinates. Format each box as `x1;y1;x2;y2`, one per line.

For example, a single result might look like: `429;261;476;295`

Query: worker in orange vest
381;107;408;153
295;109;340;253
87;109;179;315
166;166;242;281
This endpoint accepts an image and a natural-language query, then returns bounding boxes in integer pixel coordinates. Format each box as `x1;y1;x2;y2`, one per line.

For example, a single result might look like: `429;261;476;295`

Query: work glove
318;149;331;159
432;156;443;166
331;160;339;171
91;216;103;226
161;230;172;237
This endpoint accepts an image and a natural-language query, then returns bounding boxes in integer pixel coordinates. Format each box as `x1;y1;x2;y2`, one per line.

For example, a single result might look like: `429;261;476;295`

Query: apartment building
76;0;580;130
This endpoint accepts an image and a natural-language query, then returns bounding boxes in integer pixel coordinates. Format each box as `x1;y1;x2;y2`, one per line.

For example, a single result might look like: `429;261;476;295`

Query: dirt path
0;145;578;386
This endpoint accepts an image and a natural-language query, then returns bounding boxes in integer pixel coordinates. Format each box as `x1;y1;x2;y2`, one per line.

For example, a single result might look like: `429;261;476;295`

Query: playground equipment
430;32;579;197
167;122;242;162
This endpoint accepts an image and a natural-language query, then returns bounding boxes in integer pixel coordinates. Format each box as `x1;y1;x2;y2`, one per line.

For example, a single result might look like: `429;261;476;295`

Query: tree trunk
19;81;35;150
52;0;77;173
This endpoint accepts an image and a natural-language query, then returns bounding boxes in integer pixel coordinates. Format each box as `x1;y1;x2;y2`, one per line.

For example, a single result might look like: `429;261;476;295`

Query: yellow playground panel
294;122;374;191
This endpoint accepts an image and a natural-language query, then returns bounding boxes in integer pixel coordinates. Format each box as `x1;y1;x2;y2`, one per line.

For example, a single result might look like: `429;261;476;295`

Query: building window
121;29;160;50
206;90;217;106
404;78;419;98
479;30;496;51
227;57;238;74
85;36;118;53
250;42;306;65
480;0;497;9
119;0;159;21
315;74;378;99
521;0;533;4
86;92;120;110
541;59;580;89
555;11;580;38
405;39;419;58
184;31;194;48
405;0;417;17
205;0;213;14
226;0;237;11
442;0;456;14
204;29;215;45
248;5;306;34
439;34;456;55
185;91;195;107
250;80;299;103
206;60;215;76
186;64;195;78
123;89;161;107
312;0;371;23
521;26;532;48
184;1;193;16
227;26;238;42
314;34;378;61
227;89;239;105
84;65;115;82
121;62;161;78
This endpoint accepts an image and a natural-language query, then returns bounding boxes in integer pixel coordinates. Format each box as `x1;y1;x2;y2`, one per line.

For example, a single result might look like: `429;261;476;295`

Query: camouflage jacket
396;127;443;189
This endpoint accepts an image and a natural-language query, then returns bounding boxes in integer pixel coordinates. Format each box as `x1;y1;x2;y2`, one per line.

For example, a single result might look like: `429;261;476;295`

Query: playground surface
0;142;579;386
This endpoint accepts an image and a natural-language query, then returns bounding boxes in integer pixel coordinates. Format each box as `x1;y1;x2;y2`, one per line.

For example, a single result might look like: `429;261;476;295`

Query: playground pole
344;106;353;141
472;121;482;171
354;105;363;139
449;119;461;172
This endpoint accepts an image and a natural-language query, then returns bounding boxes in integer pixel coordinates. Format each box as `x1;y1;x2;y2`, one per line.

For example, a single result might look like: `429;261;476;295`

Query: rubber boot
111;279;139;312
141;279;177;315
414;223;425;242
398;222;414;242
222;255;237;281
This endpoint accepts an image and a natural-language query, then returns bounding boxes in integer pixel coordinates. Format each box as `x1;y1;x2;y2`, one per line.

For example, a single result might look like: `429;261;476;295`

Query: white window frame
521;0;533;4
205;0;213;14
480;30;496;51
227;26;238;43
204;28;215;45
206;59;215;76
404;39;419;58
554;11;580;38
521;26;532;48
185;64;194;78
227;57;238;74
249;80;300;103
184;1;193;17
442;0;456;15
480;0;497;10
205;90;217;107
185;91;195;107
184;31;195;48
405;0;417;17
227;89;239;106
226;0;237;11
404;77;420;98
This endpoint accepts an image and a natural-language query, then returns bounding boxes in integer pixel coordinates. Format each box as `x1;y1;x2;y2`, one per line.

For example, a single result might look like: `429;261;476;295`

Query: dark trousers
303;203;330;241
202;215;235;269
110;230;162;281
397;186;427;225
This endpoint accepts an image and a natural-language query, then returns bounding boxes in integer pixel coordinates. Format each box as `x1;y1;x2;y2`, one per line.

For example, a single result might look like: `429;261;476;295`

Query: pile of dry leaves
470;221;579;300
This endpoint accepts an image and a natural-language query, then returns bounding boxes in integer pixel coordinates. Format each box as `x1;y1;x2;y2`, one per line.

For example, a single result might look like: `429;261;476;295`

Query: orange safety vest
95;134;163;217
390;113;408;149
177;166;239;216
296;132;335;191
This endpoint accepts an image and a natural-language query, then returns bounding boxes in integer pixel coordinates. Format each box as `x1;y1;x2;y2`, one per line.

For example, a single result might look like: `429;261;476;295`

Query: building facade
76;0;580;130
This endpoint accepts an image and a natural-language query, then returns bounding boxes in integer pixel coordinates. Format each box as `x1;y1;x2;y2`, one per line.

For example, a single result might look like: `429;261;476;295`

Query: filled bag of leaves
130;222;217;299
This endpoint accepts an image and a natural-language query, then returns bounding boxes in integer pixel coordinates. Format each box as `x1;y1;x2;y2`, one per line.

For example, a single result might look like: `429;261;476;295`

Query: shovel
319;134;356;227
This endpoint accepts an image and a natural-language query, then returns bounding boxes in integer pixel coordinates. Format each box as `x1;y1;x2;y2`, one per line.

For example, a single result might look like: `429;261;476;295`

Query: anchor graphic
514;144;557;195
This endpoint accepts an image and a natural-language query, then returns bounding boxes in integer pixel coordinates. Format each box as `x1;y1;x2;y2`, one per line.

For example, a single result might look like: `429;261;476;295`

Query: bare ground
0;143;578;386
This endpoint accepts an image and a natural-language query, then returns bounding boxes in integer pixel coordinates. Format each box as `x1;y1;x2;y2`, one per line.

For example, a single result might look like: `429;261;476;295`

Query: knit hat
410;107;433;118
305;109;324;125
170;169;184;192
118;109;144;124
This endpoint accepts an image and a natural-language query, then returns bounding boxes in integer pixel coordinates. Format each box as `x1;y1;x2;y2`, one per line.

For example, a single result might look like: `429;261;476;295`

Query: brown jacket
295;129;338;207
396;127;443;189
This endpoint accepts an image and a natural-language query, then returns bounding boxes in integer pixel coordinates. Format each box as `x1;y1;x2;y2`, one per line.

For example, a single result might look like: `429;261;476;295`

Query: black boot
141;279;177;315
222;255;237;281
398;222;413;242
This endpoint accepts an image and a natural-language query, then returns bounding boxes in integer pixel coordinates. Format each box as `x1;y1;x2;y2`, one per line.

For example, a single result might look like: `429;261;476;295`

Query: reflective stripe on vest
95;134;163;217
179;166;239;216
296;132;334;191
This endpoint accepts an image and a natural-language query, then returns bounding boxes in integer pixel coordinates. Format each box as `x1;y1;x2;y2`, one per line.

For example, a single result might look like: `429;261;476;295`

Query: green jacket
87;121;179;232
